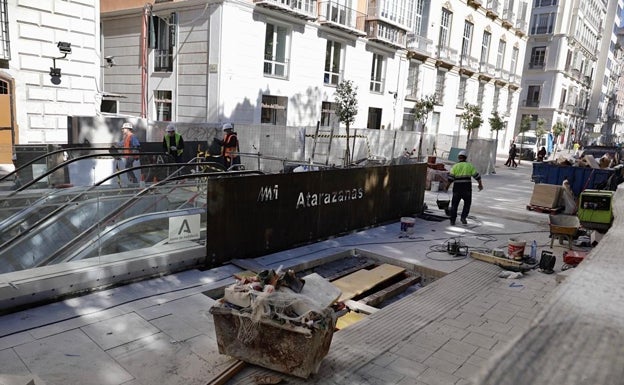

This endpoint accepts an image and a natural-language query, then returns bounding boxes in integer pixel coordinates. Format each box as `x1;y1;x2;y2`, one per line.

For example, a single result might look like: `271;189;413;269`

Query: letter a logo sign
169;214;201;243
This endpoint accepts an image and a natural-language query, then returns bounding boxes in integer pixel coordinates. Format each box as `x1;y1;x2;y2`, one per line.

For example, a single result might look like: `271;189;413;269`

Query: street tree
334;80;359;166
461;103;483;146
489;110;505;165
551;120;566;158
518;115;532;164
412;95;435;159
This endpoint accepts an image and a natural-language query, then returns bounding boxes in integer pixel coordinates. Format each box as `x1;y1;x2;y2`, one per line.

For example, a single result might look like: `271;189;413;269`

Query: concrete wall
3;0;101;145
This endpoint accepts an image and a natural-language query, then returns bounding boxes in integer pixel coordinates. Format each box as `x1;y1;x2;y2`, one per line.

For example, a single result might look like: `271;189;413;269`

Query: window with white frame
370;53;385;93
477;81;485;103
461;21;473;60
493;85;501;110
413;0;427;35
0;0;9;63
434;69;446;104
405;61;420;99
438;8;452;50
264;22;290;78
155;90;172;121
324;40;343;85
402;107;415;131
320;101;338;127
496;39;506;70
530;12;556;35
152;13;176;72
510;46;519;75
480;31;491;65
261;95;288;125
506;90;514;115
534;0;557;7
529;46;546;68
457;76;467;107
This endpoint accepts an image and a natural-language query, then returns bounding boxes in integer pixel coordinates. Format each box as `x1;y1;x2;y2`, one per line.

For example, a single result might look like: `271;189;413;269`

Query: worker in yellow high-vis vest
447;150;483;226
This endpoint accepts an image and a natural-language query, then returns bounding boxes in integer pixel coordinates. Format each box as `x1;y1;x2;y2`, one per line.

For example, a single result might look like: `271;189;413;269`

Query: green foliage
489;110;505;133
519;115;532;134
461;103;483;133
535;118;547;140
552;121;565;137
334;80;359;127
413;95;435;125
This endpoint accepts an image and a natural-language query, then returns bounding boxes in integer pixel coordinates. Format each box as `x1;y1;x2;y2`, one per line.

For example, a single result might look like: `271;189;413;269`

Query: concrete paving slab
81;313;160;351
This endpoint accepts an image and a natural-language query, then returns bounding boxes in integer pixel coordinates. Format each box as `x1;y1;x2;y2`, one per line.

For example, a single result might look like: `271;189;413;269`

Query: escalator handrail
8;151;175;197
0;161;244;253
40;169;263;266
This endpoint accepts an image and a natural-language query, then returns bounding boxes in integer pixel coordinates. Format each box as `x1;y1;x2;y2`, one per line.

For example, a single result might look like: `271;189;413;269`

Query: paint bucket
427;156;437;164
508;238;526;260
400;217;415;234
431;181;440;192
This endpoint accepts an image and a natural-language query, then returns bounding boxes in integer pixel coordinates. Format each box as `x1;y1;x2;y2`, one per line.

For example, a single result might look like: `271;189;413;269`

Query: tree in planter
518;115;532;164
461;103;483;146
489;110;505;166
551;120;566;158
334;80;359;166
412;95;435;159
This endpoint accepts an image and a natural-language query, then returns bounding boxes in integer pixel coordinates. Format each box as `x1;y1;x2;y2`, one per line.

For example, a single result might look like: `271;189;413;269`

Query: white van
515;131;547;161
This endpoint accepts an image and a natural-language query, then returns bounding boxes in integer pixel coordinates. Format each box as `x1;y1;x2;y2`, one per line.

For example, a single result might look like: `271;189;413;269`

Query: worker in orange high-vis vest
163;124;184;163
115;122;141;183
220;123;240;169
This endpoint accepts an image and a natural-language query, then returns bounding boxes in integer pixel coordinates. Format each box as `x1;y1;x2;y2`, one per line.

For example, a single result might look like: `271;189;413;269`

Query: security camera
57;41;72;54
104;56;115;67
50;67;61;77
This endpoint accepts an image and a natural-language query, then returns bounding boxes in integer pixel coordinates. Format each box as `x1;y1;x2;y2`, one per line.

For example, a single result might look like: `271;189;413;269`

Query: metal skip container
209;302;336;379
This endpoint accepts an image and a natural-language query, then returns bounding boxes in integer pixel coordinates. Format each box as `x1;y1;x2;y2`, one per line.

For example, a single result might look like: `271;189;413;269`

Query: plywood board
332;264;405;302
529;184;563;208
336;311;367;330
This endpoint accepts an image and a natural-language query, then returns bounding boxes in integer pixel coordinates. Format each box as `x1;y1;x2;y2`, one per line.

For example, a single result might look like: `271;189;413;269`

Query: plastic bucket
508;238;526;260
431;181;440;192
400;217;416;233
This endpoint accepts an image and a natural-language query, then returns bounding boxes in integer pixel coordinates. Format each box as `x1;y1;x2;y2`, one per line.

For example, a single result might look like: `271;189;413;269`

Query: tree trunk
345;124;351;166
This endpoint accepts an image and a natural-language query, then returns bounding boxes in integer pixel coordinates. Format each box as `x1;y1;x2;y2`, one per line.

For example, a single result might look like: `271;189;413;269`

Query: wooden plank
358;275;421;307
470;251;524;269
206;360;246;385
336;311;367;330
343;300;380;315
332;264;406;302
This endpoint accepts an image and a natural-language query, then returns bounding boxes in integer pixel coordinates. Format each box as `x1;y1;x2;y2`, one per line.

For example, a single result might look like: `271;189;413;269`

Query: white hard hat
121;122;134;130
222;123;233;131
166;124;175;132
458;150;467;157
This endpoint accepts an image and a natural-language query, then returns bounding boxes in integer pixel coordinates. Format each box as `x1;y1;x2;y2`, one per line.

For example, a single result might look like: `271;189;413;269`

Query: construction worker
220;123;240;169
115;122;141;183
447;150;483;226
163;124;185;163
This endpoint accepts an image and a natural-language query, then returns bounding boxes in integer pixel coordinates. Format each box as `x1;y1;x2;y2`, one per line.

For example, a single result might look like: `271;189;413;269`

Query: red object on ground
563;250;587;266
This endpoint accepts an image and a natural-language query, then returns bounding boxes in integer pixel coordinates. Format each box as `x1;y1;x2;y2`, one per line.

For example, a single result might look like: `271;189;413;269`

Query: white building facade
101;0;530;154
515;0;608;148
0;0;101;158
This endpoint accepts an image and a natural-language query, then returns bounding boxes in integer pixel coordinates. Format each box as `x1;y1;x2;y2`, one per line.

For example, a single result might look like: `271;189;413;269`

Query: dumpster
209;270;339;378
531;162;621;196
210;303;336;378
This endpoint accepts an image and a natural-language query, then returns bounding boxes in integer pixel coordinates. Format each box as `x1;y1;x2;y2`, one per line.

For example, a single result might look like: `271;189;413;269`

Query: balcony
435;45;458;68
406;34;433;60
467;0;483;8
318;1;366;36
523;99;540;107
459;54;479;74
479;62;496;79
485;0;500;19
253;0;316;20
502;9;514;29
515;19;527;36
366;6;411;31
323;68;343;86
366;21;406;48
264;56;290;79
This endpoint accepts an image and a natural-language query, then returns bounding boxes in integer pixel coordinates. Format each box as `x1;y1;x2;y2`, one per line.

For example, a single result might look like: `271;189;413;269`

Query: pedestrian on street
447;150;483;225
115;122;141;183
505;143;518;167
163;124;185;163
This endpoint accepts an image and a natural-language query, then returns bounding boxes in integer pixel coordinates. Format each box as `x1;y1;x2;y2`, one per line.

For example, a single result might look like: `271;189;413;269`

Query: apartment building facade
585;0;624;144
0;0;101;166
101;0;530;153
516;0;608;148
